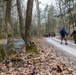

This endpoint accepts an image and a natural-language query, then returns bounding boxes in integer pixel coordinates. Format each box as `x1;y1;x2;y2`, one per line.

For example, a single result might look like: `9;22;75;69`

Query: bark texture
25;0;34;51
6;0;15;55
35;0;41;37
17;0;25;41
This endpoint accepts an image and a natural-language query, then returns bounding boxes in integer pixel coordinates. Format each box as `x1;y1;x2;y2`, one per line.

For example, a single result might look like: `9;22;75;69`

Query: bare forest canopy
0;0;76;39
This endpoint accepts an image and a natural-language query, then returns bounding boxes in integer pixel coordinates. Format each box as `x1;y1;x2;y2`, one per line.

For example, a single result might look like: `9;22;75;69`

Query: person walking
71;27;76;44
60;27;68;45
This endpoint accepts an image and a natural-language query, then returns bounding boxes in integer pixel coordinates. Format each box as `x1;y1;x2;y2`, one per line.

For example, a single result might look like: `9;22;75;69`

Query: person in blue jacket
60;27;68;45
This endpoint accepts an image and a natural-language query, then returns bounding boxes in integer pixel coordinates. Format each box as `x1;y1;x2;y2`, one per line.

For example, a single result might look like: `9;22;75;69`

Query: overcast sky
39;0;56;5
39;0;56;9
23;0;56;10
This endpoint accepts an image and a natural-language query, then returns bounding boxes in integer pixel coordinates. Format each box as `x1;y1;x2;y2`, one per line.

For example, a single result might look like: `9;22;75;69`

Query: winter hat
63;27;65;29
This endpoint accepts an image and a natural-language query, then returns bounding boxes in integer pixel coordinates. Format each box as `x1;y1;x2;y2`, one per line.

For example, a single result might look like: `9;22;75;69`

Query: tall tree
25;0;34;50
5;0;15;56
35;0;41;37
45;5;56;34
0;2;3;34
58;0;65;27
62;0;75;34
17;0;25;41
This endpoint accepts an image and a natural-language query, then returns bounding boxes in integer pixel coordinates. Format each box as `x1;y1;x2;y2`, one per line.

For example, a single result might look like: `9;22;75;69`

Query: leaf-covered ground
0;38;76;75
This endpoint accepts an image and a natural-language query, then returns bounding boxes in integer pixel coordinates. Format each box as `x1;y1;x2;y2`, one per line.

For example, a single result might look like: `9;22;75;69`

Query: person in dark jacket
71;27;76;44
60;27;68;45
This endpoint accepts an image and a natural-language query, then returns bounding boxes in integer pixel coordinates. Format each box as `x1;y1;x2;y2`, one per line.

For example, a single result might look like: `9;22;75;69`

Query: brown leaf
56;64;62;73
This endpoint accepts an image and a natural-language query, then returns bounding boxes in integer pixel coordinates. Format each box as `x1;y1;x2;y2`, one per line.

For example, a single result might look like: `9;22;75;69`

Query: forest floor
0;39;7;44
0;38;76;75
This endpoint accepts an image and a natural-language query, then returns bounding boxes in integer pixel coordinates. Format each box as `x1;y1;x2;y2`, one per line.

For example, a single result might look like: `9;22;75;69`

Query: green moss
6;43;16;55
27;42;40;54
7;49;16;55
26;42;40;59
0;33;6;39
0;45;6;61
27;47;40;54
27;48;40;59
27;53;35;59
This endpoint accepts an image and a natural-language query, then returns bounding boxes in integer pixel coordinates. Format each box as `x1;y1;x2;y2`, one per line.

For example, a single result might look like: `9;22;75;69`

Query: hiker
60;27;68;45
53;33;56;37
71;27;76;44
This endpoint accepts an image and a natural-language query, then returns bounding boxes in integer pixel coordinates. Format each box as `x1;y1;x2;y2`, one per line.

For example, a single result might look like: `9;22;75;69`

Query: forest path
45;37;76;58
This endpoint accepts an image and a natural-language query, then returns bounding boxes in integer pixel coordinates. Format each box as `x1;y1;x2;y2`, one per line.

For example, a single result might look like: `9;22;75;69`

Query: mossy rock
0;45;6;61
27;47;40;54
27;42;40;54
27;48;40;59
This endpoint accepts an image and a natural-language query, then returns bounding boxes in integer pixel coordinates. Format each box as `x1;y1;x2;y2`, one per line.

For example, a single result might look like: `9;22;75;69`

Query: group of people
60;27;76;44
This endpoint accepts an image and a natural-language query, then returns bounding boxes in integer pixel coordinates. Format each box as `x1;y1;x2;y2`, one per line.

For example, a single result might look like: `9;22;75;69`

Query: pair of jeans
61;35;67;44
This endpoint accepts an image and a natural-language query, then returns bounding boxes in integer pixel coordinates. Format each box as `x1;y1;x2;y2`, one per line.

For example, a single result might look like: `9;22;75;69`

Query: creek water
1;39;25;54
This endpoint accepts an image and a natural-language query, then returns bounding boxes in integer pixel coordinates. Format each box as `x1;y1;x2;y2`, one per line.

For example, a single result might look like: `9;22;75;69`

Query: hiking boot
61;42;62;44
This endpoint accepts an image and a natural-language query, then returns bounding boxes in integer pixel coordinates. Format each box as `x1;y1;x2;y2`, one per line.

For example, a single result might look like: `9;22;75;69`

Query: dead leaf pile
0;38;76;75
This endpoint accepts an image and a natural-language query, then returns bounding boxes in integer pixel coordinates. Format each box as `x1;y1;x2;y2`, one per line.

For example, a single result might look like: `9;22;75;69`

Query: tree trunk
16;0;25;41
0;2;3;36
25;0;34;51
35;0;41;37
5;0;15;56
59;1;65;27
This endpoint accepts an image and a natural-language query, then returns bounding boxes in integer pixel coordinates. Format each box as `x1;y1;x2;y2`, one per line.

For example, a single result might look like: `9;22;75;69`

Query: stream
0;39;25;54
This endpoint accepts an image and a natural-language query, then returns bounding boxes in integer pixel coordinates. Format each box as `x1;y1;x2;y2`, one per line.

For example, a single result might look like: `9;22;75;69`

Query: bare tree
35;0;41;37
17;0;25;41
25;0;34;51
5;0;15;56
58;0;65;27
